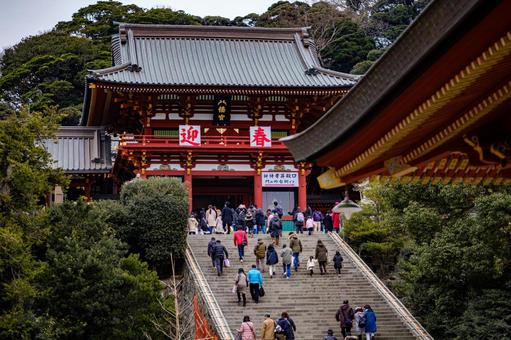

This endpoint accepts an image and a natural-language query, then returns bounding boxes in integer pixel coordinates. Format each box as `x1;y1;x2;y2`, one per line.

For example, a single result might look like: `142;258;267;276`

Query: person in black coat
255;207;266;234
222;202;233;234
207;237;216;267
213;240;229;276
323;212;333;233
333;251;343;275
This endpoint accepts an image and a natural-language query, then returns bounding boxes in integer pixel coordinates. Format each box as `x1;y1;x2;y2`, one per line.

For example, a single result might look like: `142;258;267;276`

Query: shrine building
80;24;357;211
283;0;511;188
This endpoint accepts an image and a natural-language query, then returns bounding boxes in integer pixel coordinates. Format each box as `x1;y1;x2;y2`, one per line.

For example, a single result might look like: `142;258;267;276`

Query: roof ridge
117;23;310;41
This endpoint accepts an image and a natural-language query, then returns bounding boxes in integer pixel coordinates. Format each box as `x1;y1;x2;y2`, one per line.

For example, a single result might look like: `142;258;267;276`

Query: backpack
296;212;304;222
313;211;322;221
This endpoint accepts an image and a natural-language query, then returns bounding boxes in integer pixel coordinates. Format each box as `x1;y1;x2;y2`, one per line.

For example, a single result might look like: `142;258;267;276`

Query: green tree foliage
0;107;66;216
38;200;163;339
350;60;373;74
0;109;169;339
0;33;110;124
111;177;188;274
0;107;65;338
54;1;144;42
347;183;511;338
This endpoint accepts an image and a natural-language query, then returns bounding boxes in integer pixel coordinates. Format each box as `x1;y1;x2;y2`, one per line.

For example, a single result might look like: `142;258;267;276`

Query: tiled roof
88;24;357;88
43;127;112;173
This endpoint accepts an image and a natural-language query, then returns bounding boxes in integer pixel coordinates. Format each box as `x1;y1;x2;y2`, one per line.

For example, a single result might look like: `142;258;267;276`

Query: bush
351;60;374;74
117;177;188;273
38;200;164;339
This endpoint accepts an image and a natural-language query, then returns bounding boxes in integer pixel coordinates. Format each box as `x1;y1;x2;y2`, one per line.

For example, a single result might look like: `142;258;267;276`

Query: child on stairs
307;256;317;276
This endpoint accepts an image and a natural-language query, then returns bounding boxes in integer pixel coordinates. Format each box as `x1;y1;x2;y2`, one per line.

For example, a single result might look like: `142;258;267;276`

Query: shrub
39;199;164;339
117;177;188;273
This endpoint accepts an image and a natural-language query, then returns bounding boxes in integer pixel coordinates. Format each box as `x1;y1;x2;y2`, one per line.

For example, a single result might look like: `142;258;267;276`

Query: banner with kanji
250;126;272;148
179;125;201;146
262;172;299;187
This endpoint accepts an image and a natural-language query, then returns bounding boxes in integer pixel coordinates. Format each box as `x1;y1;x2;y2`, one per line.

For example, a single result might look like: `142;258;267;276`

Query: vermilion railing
119;134;286;149
194;295;218;340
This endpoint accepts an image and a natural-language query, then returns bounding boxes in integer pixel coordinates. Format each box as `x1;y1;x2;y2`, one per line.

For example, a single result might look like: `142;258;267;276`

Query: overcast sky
0;0;279;49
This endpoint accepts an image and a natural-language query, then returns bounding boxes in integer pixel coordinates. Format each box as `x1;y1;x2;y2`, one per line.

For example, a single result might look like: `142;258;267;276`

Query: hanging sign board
179;125;201;146
262;172;299;187
250;126;272;148
213;96;231;126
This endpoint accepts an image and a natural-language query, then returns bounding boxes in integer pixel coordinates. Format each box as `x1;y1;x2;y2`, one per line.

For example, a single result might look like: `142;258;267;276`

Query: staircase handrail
328;232;434;340
185;244;235;340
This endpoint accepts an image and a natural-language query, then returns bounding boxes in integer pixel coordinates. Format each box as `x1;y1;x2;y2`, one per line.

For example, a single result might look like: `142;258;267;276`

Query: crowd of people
196;201;377;340
187;200;345;236
234;304;377;340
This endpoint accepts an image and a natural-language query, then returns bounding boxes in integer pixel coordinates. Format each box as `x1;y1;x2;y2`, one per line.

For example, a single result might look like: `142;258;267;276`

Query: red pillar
298;172;307;210
184;171;192;213
254;172;263;208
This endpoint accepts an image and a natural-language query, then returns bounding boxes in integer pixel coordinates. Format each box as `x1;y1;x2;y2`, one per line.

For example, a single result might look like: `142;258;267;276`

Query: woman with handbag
237;315;256;340
234;268;248;307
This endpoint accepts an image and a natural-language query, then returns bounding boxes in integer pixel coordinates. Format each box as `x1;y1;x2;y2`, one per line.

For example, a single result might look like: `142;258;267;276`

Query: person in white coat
206;205;217;234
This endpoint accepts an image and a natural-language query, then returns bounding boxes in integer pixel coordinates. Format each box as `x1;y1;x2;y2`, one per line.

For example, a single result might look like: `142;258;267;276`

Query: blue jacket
247;268;263;286
364;309;377;333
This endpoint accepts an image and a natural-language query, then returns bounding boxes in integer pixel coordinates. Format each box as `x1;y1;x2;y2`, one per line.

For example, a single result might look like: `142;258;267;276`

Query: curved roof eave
281;0;487;162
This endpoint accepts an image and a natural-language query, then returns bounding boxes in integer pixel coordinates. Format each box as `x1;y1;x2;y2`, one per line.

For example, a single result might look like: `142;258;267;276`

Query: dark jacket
207;239;216;257
236;210;246;227
315;243;328;262
364;309;377;333
323;214;333;231
222;206;233;224
277;317;296;340
266;245;278;265
269;217;282;236
213;243;228;259
324;336;337;340
333;253;344;268
336;304;354;328
255;209;266;225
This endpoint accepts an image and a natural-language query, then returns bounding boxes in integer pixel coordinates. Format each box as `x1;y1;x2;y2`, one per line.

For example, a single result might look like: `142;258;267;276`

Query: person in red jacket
332;203;341;233
234;227;248;262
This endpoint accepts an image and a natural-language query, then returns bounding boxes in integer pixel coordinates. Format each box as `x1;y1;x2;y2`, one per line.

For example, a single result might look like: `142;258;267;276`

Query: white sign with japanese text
262;172;299;187
179;125;201;146
250;126;272;148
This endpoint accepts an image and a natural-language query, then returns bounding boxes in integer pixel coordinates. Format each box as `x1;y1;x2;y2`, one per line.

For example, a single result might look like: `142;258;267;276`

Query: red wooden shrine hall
82;24;357;211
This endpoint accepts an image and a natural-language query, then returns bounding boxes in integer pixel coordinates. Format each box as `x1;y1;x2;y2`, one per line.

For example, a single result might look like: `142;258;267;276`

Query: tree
0;107;66;338
38;200;164;339
0;32;110;124
113;177;189;274
55;1;144;42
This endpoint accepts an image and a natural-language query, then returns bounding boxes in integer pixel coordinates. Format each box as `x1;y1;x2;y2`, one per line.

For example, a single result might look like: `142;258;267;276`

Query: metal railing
328;232;434;340
185;244;234;340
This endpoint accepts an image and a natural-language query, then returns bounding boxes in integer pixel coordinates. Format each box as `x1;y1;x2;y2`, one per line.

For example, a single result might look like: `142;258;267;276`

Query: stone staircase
187;233;428;340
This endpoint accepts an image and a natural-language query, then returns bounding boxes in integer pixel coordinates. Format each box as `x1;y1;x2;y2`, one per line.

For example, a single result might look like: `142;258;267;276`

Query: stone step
188;233;420;339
